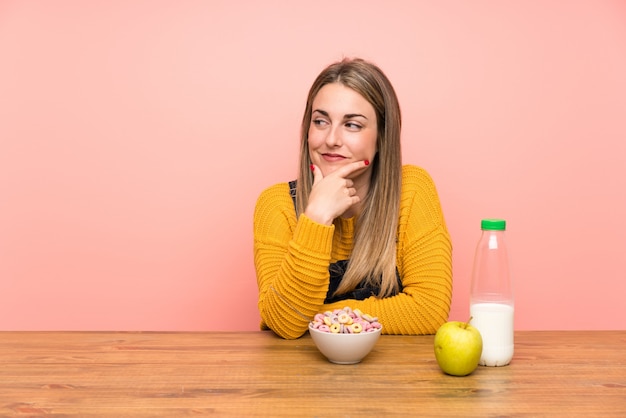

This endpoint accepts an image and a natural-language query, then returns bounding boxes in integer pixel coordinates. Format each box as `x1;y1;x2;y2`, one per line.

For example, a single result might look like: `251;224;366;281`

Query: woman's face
307;82;378;179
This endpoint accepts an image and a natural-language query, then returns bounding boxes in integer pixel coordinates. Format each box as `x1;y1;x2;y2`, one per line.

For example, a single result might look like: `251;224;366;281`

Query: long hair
295;58;402;298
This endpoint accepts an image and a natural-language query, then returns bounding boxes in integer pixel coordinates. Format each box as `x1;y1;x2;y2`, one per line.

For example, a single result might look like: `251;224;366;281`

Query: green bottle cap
481;219;506;231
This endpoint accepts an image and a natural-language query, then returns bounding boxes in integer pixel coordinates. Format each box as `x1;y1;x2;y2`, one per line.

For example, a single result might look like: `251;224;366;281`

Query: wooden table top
1;330;625;417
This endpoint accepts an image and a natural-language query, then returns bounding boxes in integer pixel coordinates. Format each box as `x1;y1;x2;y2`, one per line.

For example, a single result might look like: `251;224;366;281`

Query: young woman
254;58;452;339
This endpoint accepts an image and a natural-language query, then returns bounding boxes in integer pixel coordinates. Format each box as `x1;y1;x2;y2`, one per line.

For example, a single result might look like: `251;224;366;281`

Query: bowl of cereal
308;307;382;364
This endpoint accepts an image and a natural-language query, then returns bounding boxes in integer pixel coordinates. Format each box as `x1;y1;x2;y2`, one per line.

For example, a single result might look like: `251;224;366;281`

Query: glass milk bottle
469;219;514;366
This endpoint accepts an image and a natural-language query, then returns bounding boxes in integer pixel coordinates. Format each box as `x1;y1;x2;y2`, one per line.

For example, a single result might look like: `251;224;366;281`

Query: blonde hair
295;58;402;298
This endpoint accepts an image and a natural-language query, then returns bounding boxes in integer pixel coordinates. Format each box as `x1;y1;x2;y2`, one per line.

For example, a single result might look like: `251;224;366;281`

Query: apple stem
464;316;473;329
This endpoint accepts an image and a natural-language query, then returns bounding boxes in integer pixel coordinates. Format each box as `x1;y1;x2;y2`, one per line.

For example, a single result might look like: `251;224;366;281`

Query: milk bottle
469;219;514;366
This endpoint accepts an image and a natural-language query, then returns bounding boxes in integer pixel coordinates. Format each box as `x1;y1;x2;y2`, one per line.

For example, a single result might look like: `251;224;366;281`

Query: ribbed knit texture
253;165;453;339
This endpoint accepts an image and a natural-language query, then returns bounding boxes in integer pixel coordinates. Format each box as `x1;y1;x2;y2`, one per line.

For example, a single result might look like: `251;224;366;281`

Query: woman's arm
253;183;335;339
324;225;453;334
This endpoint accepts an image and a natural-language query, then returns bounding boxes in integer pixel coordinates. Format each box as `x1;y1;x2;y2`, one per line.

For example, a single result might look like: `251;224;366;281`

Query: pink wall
1;1;625;331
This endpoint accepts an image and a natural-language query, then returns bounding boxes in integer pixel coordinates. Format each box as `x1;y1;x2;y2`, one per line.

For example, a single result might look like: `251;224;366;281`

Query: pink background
1;1;625;331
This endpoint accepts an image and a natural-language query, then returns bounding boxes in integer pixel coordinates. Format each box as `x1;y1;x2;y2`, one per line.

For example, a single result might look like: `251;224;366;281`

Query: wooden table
1;331;624;417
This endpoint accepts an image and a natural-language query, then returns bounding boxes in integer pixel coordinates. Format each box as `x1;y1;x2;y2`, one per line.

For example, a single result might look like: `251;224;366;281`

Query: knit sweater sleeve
323;165;453;335
253;183;335;339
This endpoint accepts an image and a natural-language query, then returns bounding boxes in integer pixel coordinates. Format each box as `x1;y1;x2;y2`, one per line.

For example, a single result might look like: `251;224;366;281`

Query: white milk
469;302;514;366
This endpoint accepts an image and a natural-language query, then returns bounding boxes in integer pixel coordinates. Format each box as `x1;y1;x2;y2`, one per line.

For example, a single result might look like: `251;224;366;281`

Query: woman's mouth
322;153;346;162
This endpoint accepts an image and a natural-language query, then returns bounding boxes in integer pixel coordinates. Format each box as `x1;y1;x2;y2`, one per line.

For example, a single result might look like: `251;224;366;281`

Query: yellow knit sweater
253;165;453;339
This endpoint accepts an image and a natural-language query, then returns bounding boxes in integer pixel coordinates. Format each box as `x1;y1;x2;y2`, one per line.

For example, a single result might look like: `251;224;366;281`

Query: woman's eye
345;122;362;130
313;119;328;126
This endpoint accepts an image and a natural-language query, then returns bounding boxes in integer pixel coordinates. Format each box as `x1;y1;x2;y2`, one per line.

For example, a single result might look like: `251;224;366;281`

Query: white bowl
308;324;382;364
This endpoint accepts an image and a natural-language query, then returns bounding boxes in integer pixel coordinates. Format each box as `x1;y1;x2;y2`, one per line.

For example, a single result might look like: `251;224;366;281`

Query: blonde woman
254;58;452;339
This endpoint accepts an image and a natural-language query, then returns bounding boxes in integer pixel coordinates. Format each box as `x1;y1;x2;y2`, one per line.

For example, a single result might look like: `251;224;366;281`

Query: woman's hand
304;160;369;225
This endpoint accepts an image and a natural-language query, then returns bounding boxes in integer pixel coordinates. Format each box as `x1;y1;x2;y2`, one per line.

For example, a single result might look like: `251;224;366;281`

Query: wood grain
1;331;625;417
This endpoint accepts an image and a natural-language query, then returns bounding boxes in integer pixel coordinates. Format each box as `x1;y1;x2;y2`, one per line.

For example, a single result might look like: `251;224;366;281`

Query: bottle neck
482;229;505;249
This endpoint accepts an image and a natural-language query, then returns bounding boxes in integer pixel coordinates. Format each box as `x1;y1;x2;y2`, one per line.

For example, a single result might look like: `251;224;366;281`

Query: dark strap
288;180;297;209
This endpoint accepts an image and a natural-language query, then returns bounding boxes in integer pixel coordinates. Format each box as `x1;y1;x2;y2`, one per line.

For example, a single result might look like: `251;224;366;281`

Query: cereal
338;313;352;324
309;307;382;334
351;323;363;333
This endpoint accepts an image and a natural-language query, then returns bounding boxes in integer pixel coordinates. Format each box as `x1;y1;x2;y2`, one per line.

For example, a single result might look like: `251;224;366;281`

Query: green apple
434;318;483;376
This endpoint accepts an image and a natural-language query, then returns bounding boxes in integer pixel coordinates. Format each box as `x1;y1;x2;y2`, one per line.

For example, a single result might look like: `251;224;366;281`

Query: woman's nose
325;126;342;147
